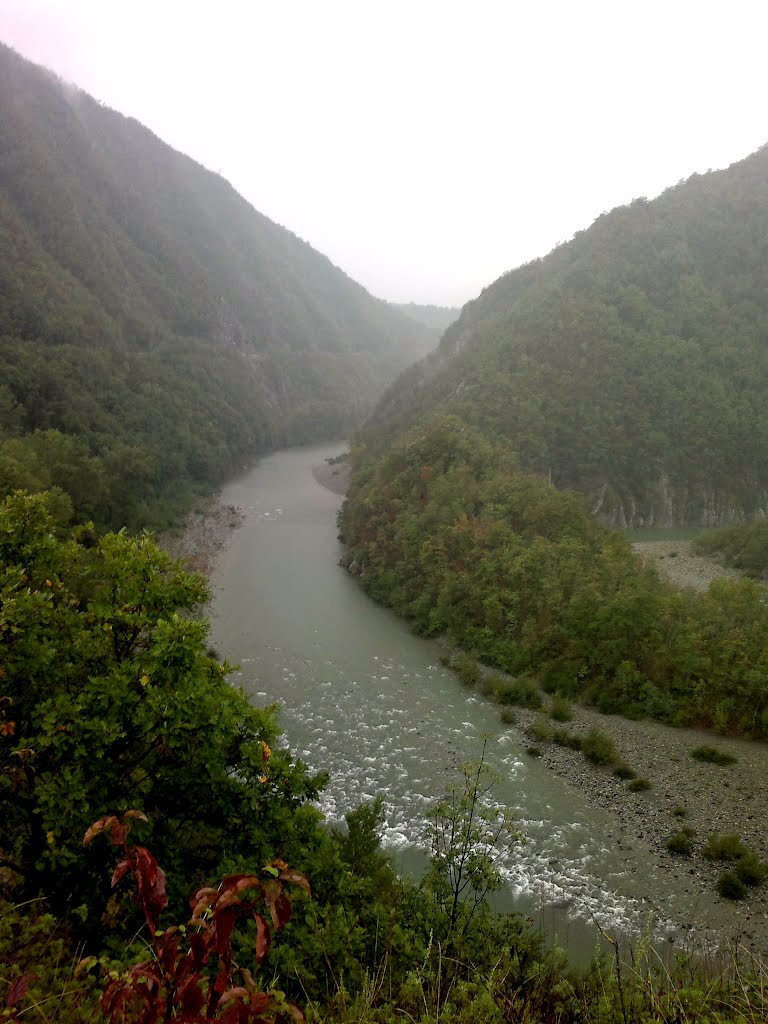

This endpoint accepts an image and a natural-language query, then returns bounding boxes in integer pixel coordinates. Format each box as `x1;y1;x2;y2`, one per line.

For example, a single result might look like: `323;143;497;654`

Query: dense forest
361;147;768;527
0;43;433;531
340;416;768;737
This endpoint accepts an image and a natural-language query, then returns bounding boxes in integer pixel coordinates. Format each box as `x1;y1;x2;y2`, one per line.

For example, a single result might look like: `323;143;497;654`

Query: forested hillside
0;43;432;529
364;146;768;527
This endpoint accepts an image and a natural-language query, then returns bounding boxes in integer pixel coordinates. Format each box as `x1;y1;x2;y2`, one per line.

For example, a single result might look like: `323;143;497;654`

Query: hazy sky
1;0;766;306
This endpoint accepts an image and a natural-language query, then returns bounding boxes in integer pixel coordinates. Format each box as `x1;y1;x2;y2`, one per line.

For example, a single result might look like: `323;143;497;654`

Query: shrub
718;870;747;900
735;852;767;887
580;729;619;765
627;777;652;792
452;653;481;688
613;763;636;780
690;745;737;766
525;746;542;757
526;718;554;743
549;695;573;722
481;673;543;709
667;828;695;856
551;728;581;750
702;834;747;861
482;675;514;701
500;707;517;725
671;805;688;817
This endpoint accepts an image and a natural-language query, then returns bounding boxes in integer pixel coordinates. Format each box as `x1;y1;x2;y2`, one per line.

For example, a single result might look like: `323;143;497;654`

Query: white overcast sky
0;0;766;306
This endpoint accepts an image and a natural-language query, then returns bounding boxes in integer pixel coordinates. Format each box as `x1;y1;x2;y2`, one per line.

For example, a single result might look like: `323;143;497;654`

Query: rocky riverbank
633;539;744;591
502;700;768;953
159;496;245;577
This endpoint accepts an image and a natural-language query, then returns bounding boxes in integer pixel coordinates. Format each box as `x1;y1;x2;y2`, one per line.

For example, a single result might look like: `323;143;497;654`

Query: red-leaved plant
82;812;310;1024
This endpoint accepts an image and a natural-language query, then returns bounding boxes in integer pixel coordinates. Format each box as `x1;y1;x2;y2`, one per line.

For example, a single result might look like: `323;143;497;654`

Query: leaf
213;907;237;957
254;913;271;964
111;858;132;889
220;874;263;896
279;870;311;897
74;956;98;979
177;977;205;1019
6;973;35;1008
83;815;119;847
123;809;148;822
134;846;168;933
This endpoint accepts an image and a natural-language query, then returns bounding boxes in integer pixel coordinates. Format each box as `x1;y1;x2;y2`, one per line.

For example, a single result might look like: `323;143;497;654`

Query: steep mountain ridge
0;42;432;527
362;148;768;526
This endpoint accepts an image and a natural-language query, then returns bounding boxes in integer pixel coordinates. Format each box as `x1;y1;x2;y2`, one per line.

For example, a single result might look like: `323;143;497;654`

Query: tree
424;742;519;946
0;491;324;929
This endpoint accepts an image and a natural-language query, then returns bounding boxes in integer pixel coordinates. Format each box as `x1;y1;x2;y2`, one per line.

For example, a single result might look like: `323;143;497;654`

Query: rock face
595;476;768;530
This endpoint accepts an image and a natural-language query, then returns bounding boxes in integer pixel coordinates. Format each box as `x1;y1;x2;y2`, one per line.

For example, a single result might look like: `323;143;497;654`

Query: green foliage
526;719;555;743
613;763;636;780
580;729;619;766
423;747;518;949
499;707;517;725
483;674;543;709
693;520;768;579
0;491;325;929
450;653;482;688
735;851;768;887
341;416;768;740
702;834;748;861
671;805;688;817
690;744;738;766
718;870;747;900
627;777;652;792
667;828;696;856
549;694;573;721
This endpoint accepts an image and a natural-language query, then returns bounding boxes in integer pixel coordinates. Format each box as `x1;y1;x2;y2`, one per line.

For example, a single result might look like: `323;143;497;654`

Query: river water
209;444;676;960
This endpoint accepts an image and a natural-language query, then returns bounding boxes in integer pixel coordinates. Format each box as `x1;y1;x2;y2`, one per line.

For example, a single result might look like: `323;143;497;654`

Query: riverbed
188;444;767;959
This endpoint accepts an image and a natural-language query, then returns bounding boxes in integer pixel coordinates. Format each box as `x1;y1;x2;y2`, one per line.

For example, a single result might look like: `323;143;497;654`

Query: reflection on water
209;444;679;959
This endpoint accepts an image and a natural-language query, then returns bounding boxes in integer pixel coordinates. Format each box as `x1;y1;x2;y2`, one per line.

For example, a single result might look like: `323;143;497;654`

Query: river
208;443;679;960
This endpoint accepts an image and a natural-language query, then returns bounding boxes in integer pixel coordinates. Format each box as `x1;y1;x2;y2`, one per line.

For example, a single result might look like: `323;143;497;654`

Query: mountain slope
0;42;433;528
362;148;768;526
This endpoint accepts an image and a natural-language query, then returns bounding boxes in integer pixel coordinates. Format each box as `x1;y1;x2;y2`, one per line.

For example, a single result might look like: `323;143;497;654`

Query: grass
667;827;695;856
702;833;748;861
690;744;738;766
549;694;573;722
580;728;619;765
627;777;652;792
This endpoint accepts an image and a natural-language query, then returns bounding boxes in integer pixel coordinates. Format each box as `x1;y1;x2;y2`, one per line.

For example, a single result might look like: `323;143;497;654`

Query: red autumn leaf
177;977;205;1019
190;886;219;918
249;992;272;1014
254;913;271;964
134;846;168;932
213;907;237;957
220;874;263;895
111;858;132;888
270;892;292;930
6;973;35;1008
278;870;311;897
